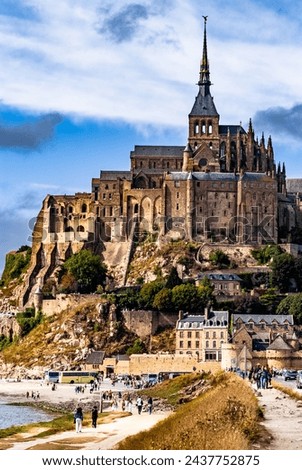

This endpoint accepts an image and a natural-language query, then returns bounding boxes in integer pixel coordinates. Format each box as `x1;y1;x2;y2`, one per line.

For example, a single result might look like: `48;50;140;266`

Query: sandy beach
0;378;171;450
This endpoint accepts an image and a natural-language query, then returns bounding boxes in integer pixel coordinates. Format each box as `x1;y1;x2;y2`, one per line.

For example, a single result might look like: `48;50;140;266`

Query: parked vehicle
283;370;297;381
296;371;302;389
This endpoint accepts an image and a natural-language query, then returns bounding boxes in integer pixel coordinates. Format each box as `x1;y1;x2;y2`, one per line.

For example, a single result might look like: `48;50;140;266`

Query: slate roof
99;171;131;180
178;311;229;328
85;351;105;364
169;172;269;182
233;314;293;325
266;335;293;351
189;92;219;117
219;125;246;135
198;273;242;281
130;146;184;157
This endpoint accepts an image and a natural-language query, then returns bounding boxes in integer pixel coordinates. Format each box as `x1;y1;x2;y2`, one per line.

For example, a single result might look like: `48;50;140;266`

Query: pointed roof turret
190;16;219;117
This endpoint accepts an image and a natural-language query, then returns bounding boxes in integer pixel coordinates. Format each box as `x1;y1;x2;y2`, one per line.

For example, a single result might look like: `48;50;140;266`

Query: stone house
175;307;229;361
196;273;242;298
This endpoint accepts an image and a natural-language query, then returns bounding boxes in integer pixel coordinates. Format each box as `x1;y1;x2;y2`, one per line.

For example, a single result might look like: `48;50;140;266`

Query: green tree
251;244;283;264
171;283;209;312
209;249;230;268
153;288;173;311
270;253;296;292
165;267;182;289
276;293;302;324
16;308;43;337
63;250;107;293
126;338;147;355
139;279;165;309
1;246;32;286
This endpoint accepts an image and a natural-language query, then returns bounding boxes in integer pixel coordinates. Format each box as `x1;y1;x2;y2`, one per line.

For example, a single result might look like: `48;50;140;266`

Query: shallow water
0;400;54;430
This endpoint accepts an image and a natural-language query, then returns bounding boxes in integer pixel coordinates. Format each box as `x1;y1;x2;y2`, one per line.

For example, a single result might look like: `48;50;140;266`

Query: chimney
204;305;211;320
178;310;183;320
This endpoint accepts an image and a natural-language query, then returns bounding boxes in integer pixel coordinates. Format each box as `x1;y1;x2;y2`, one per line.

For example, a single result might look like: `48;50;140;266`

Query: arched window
201;121;206;133
194;121;199;135
208;122;213;134
81;203;87;213
77;225;85;232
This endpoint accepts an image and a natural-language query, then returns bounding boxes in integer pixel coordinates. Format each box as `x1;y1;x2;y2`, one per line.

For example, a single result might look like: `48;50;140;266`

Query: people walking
147;396;153;415
74;406;84;433
136;396;143;415
91;405;98;428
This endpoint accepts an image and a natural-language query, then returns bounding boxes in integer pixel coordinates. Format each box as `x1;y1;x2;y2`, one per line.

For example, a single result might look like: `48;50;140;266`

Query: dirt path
256;387;302;450
2;411;171;450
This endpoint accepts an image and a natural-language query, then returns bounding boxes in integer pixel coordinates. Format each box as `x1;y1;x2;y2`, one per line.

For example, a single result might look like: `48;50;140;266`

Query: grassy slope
117;372;262;450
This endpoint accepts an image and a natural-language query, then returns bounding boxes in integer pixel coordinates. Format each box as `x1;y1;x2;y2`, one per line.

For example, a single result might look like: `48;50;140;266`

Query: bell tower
188;16;220;154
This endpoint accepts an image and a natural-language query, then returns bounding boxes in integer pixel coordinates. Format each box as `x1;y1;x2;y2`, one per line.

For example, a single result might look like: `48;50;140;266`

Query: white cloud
0;0;300;132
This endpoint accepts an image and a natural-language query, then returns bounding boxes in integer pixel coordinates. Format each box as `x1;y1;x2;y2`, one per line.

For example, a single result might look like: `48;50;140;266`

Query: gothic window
77;225;85;232
68;206;73;213
81;203;87;213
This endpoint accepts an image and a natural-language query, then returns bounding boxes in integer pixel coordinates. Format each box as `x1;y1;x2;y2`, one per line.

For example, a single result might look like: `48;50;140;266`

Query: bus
58;371;97;384
44;370;60;383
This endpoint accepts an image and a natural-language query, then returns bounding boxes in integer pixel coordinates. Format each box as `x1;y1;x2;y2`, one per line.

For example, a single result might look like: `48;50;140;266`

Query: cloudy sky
0;0;302;274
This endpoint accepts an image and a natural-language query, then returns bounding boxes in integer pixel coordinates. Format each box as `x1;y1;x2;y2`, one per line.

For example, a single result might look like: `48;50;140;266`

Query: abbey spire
198;15;211;95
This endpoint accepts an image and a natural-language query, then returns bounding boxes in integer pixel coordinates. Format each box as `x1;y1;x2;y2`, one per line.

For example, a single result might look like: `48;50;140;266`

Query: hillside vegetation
117;371;264;450
0;300;138;372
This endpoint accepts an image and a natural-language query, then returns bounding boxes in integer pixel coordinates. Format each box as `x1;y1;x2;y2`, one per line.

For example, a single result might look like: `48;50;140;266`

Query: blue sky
0;0;302;275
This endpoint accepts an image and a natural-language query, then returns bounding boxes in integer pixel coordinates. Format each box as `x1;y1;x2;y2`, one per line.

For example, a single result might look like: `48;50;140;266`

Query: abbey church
21;19;300;306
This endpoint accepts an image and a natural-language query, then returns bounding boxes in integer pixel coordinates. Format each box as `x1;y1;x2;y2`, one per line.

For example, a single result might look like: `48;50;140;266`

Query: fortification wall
123;309;178;337
126;353;221;375
42;294;102;317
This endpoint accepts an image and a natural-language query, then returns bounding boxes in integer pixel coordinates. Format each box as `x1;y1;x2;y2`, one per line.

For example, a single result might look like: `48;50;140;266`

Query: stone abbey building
21;19;298;306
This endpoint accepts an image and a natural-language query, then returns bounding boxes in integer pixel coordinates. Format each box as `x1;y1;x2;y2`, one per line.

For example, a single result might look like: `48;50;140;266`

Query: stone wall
126;353;221;375
123;309;178;337
41;294;102;317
